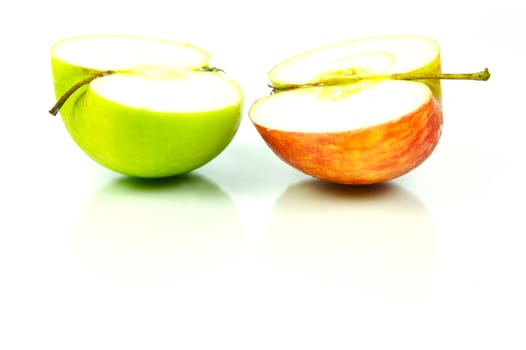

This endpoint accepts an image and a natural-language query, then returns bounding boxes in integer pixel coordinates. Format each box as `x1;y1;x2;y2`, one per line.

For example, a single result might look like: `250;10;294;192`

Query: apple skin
74;88;242;178
51;56;243;178
252;96;442;185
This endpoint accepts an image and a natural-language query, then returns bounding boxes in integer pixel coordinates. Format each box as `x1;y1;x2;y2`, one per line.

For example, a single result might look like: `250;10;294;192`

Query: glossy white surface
1;1;525;349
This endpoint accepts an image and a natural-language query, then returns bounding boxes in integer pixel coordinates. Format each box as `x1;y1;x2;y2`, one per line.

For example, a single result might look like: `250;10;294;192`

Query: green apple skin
51;56;243;178
51;58;101;122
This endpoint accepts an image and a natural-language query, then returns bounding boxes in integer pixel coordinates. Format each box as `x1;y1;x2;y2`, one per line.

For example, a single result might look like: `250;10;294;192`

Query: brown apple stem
271;68;491;92
200;66;225;73
49;70;115;116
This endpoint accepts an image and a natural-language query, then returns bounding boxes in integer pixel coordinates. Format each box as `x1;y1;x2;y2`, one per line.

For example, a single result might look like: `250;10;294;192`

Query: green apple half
249;34;489;184
50;35;243;178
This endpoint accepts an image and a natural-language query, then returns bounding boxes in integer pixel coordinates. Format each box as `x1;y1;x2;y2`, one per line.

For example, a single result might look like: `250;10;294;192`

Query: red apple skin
252;97;443;185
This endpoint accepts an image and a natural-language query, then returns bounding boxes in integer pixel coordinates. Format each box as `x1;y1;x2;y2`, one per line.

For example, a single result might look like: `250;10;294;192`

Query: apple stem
271;68;491;93
49;70;115;116
356;68;490;82
200;66;225;73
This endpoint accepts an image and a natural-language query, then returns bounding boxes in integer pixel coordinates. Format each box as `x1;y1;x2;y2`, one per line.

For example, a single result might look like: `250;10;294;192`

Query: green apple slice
269;34;441;85
50;35;243;178
269;34;443;100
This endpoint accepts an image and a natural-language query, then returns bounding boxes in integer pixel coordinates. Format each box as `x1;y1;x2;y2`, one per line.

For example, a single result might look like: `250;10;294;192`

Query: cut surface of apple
268;34;441;88
51;35;243;178
249;34;443;185
52;35;210;73
251;80;432;133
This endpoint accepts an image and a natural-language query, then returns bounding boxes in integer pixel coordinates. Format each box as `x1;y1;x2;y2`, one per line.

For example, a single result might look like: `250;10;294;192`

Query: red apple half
249;35;443;185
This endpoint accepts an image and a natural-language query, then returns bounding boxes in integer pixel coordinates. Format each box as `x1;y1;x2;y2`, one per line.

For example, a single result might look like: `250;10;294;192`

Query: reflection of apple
249;34;490;184
73;174;241;285
264;180;436;301
50;35;243;177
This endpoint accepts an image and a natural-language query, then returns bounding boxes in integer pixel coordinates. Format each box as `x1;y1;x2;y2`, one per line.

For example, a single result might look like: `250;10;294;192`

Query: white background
1;0;525;349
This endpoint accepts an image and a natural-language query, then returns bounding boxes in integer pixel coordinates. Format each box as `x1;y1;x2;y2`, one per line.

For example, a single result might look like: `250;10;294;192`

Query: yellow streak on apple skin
254;97;443;185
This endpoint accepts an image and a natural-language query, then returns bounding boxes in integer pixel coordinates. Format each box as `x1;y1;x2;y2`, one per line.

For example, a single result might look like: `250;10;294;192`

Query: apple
249;34;489;185
49;35;243;178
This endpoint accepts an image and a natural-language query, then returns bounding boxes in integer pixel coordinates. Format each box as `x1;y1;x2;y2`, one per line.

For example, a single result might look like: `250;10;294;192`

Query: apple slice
249;34;489;185
50;35;243;178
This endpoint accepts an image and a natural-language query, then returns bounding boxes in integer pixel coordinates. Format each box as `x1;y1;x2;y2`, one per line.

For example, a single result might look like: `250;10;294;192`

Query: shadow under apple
264;180;436;301
72;174;242;286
